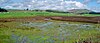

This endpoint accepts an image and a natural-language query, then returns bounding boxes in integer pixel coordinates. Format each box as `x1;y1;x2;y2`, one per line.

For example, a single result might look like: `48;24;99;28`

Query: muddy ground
0;16;100;23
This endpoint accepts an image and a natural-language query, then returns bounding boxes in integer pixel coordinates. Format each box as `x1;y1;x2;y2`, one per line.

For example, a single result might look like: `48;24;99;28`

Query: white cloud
3;0;88;11
0;0;5;2
97;0;100;3
75;2;86;8
4;6;13;8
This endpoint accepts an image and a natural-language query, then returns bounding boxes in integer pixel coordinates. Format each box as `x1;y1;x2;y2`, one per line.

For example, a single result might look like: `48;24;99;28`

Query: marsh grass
0;21;100;43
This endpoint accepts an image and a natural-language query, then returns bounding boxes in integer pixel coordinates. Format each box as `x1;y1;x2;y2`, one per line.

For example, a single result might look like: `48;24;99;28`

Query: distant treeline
1;8;100;14
78;12;100;14
89;12;100;14
47;10;100;14
0;8;8;12
45;10;69;13
32;9;69;13
32;9;100;14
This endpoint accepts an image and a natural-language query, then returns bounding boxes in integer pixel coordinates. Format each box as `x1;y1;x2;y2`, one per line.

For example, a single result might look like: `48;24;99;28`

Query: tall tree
0;7;8;12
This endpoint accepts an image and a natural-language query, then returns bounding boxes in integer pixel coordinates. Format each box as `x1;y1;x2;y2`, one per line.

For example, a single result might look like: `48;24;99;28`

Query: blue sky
77;0;100;7
0;0;100;12
78;0;100;12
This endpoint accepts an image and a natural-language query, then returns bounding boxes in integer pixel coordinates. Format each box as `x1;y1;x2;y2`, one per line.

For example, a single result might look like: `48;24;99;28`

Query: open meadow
0;11;100;18
0;11;100;43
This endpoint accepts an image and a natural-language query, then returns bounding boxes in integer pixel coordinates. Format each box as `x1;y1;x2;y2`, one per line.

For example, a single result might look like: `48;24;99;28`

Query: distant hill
67;9;93;14
67;9;100;14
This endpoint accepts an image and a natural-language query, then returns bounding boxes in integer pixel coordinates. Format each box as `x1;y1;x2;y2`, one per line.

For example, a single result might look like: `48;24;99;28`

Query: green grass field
0;11;100;43
0;11;100;18
0;12;74;18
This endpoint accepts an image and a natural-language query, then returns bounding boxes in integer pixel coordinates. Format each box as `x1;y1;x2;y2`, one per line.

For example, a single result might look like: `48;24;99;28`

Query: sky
0;0;100;12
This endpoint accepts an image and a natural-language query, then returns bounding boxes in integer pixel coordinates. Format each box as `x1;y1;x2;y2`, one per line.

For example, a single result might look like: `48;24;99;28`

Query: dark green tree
0;7;8;12
26;8;29;11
